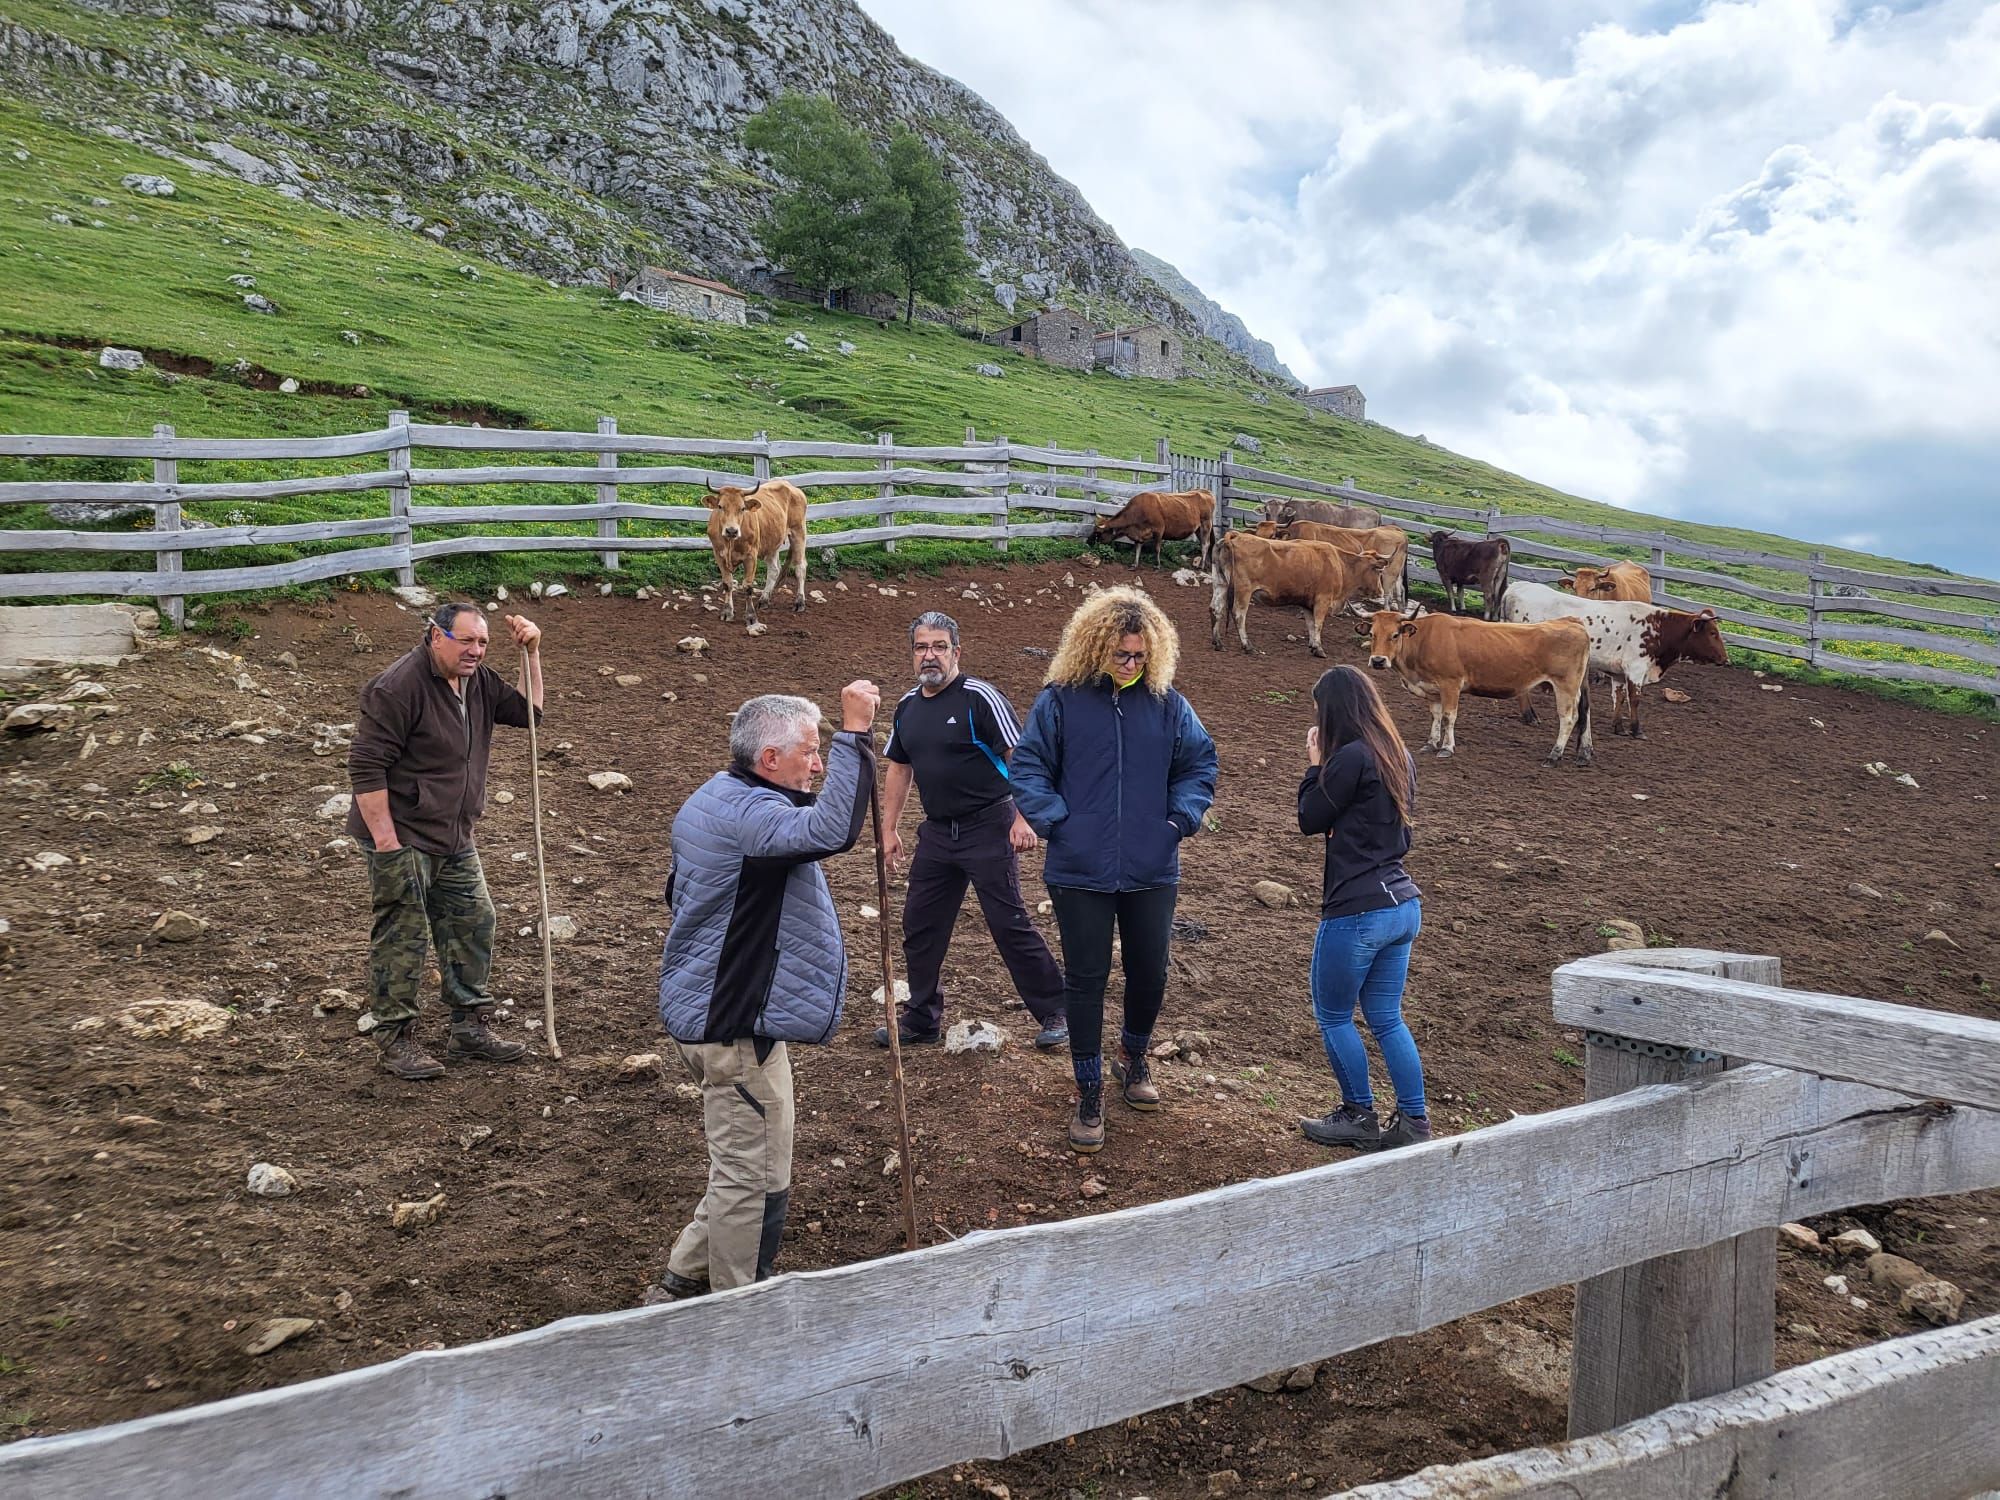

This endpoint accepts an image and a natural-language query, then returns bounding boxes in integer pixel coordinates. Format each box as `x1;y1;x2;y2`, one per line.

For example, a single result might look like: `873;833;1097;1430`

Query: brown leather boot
447;1007;527;1063
377;1022;445;1081
1111;1050;1160;1111
1068;1083;1105;1154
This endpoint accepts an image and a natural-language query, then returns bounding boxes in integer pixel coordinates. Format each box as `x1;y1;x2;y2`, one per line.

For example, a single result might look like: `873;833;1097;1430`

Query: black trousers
1046;884;1178;1062
901;802;1065;1033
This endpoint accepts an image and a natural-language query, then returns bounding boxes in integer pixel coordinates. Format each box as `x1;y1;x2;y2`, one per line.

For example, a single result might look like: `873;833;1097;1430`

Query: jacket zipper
1112;683;1125;885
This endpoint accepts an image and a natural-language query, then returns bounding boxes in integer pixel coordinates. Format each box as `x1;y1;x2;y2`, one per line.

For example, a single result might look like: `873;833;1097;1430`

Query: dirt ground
2;555;1995;1495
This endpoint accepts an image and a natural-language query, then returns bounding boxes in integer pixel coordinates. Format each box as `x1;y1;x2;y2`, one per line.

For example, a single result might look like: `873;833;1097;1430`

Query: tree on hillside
885;128;974;325
744;92;900;306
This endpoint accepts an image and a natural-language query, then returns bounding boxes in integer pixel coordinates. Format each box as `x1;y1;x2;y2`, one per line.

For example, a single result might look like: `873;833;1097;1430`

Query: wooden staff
520;638;561;1060
869;772;919;1252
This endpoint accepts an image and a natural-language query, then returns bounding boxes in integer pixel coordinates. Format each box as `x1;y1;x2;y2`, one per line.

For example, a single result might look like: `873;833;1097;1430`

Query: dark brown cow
1209;532;1389;656
1093;489;1215;569
1427;531;1512;620
1262;496;1385;530
1254;518;1410;609
704;479;809;629
1366;608;1592;764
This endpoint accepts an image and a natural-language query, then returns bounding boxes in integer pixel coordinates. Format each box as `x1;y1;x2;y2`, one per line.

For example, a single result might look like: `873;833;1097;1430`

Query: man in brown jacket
347;602;544;1080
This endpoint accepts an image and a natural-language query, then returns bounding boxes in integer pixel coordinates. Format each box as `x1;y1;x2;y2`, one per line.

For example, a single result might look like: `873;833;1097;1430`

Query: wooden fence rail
3;421;1995;697
1;950;1995;1499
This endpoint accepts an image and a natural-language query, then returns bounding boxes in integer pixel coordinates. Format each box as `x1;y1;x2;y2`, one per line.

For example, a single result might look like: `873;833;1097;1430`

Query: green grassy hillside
1;99;1993;715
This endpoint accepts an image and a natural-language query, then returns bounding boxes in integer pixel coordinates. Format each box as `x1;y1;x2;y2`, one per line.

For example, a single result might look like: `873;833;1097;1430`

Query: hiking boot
376;1022;445;1082
1032;1020;1070;1053
1110;1051;1160;1111
447;1008;527;1063
641;1269;709;1304
872;1021;941;1049
1068;1083;1105;1154
1299;1103;1381;1149
1378;1110;1433;1151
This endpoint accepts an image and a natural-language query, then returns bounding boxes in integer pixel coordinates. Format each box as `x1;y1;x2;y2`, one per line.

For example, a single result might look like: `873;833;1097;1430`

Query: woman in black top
1295;665;1429;1151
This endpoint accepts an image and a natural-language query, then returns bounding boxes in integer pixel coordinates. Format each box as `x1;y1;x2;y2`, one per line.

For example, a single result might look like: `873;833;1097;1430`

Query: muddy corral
2;559;1995;1494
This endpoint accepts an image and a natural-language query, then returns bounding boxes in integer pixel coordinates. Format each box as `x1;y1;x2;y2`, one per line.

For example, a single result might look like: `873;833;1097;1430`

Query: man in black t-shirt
877;612;1067;1051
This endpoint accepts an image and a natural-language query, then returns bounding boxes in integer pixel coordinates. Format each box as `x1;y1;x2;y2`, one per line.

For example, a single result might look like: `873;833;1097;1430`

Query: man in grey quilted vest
652;680;880;1296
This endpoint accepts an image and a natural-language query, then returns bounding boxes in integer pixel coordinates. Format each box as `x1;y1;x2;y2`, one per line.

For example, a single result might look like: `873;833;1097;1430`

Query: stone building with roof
620;267;748;325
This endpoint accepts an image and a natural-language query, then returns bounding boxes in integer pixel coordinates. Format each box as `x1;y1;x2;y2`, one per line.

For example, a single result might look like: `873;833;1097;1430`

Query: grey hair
729;693;821;774
429;601;482;635
908;610;960;649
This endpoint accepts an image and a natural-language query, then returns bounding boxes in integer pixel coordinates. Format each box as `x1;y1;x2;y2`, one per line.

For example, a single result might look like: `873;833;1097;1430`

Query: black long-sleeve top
1296;740;1421;919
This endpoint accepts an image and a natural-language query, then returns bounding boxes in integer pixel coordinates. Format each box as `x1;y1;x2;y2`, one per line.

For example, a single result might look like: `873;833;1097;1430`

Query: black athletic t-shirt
883;673;1023;821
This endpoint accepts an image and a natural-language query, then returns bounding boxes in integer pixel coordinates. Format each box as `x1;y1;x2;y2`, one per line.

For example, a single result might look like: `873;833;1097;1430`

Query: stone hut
989;306;1094;371
1303;384;1366;420
1093;322;1184;379
620;267;748;325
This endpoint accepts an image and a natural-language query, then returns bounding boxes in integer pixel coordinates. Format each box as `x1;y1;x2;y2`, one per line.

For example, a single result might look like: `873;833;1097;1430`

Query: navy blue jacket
1011;677;1218;892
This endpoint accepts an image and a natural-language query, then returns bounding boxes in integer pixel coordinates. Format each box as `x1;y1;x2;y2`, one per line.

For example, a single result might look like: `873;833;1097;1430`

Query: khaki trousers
668;1038;795;1291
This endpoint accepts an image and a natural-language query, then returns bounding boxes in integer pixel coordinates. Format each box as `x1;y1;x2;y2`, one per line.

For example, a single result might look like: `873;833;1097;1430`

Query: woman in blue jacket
1011;586;1218;1153
1296;664;1428;1152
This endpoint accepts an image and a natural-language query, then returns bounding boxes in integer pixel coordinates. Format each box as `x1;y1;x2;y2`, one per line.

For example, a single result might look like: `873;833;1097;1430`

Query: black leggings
1047;884;1178;1061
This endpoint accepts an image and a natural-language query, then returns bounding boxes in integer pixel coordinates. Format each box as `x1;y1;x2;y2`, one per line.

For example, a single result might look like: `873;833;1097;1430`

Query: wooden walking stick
520;638;561;1060
869;769;920;1252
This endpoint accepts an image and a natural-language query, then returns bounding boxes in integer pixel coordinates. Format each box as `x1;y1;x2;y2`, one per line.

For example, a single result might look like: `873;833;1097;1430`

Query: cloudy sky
859;0;2000;577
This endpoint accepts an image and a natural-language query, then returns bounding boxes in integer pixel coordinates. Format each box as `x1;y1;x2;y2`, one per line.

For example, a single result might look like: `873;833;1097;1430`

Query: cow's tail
1400;544;1410;608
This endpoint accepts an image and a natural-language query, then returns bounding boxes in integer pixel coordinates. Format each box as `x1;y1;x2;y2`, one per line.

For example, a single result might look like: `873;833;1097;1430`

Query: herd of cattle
698;478;1729;765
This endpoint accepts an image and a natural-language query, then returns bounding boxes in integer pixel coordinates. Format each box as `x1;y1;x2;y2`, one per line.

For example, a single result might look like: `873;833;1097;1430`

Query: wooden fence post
991;434;1009;553
1157;436;1170;472
387;409;414;587
595;416;619;572
1808;550;1825;667
1215;451;1231;536
1568;949;1781;1438
878;431;896;555
152;423;183;630
1651;532;1669;603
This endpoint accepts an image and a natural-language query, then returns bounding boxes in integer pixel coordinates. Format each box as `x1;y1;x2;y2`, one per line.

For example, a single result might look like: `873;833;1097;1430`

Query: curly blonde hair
1045;585;1180;695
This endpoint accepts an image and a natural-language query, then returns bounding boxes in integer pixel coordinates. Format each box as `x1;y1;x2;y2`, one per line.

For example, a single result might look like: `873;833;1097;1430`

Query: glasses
914;645;953;657
1111;650;1147;666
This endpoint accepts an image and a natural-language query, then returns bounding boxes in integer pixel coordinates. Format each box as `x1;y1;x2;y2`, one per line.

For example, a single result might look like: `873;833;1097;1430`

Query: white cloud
861;0;2000;576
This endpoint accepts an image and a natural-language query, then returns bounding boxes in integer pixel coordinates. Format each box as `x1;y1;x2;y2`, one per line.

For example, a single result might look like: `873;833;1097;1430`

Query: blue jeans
1308;900;1425;1117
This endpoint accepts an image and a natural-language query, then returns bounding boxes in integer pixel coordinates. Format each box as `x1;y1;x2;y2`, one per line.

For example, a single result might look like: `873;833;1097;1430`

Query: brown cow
704;479;808;628
1254;518;1410;609
1561;561;1652;601
1210;532;1389;657
1426;531;1512;620
1366;608;1593;764
1262;497;1384;530
1093;489;1215;569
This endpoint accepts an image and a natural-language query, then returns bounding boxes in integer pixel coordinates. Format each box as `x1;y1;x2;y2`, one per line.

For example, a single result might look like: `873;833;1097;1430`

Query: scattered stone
391;1192;447;1233
614;673;643;687
1251;880;1295;909
1283;1361;1320;1391
1231;433;1262;454
1848;882;1885;901
313;988;359;1015
871;980;911;1006
459;1124;494;1150
784;332;810;352
1863;761;1887;777
341;329;361;345
1788;1322;1820;1340
1241;1371;1287;1394
98;346;145;372
227;273;257;289
1901;1277;1965;1326
1661;686;1693;703
492;790;515;805
1863;1252;1929;1294
1822;1273;1849;1295
1829;1227;1881;1257
587;771;633;793
115;1114;162;1133
1777;1222;1821;1252
677;636;709;655
356;1012;380;1034
278;376;299;393
945;1020;1004;1055
1759;683;1784;693
7;702;77;732
1171;568;1203;587
27;850;74;872
457;263;480;280
390;583;436;610
148;910;207;943
541;914;580;942
1079;1176;1108;1199
974;362;1005;378
243;293;277;315
1894;772;1919;789
121;173;175;196
118;998;232;1040
244;1317;316;1356
674;1081;702;1103
316;793;352;820
1920;929;1958;949
545;583;569;599
275;651;300;670
882;1150;901;1176
745;621;770;637
1207;1471;1242;1497
617;1052;664;1080
837;340;856;355
246;1162;299;1198
184;825;223;846
1599;918;1646;952
1036;898;1053;916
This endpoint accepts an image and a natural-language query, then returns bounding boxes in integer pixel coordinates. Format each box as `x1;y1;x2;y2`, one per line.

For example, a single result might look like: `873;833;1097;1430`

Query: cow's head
1252;519;1282;538
1683;607;1729;665
705;486;762;541
1563;566;1602;596
1426;529;1452;549
1355;549;1390;591
1582;572;1623;599
1366;607;1418;669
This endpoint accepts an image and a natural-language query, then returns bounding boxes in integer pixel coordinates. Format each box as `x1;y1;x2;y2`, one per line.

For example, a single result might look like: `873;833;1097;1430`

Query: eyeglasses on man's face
913;642;954;658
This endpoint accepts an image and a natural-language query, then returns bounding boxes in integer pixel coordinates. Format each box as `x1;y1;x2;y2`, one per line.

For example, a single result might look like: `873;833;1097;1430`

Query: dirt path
2;558;1994;1494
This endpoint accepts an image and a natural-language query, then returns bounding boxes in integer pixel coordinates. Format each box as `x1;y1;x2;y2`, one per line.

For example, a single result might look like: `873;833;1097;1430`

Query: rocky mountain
1129;248;1300;387
0;0;1290;360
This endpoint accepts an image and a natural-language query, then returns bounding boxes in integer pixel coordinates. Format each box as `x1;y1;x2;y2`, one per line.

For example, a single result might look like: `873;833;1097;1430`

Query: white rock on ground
945;1020;1004;1054
587;771;633;792
98;347;144;371
148;910;207;942
871;980;911;1006
316;793;352;820
118;998;233;1040
246;1162;299;1198
1830;1227;1882;1257
541;914;580;941
244;1317;316;1356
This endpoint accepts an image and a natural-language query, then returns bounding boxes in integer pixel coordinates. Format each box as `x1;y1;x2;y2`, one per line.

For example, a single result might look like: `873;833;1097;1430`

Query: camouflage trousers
364;847;496;1028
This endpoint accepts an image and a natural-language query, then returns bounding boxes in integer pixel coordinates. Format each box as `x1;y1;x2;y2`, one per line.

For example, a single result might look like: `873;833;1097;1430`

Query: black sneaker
1379;1111;1433;1150
1299;1103;1381;1148
641;1269;708;1304
1032;1021;1070;1052
872;1022;941;1049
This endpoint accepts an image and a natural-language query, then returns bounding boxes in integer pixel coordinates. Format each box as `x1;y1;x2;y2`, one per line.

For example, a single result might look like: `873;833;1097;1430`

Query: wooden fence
2;419;1995;699
1217;456;2000;698
2;948;1995;1498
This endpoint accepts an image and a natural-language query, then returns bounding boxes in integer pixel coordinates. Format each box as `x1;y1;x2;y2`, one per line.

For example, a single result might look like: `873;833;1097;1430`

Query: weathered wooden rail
1;949;1994;1498
2;420;1994;698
